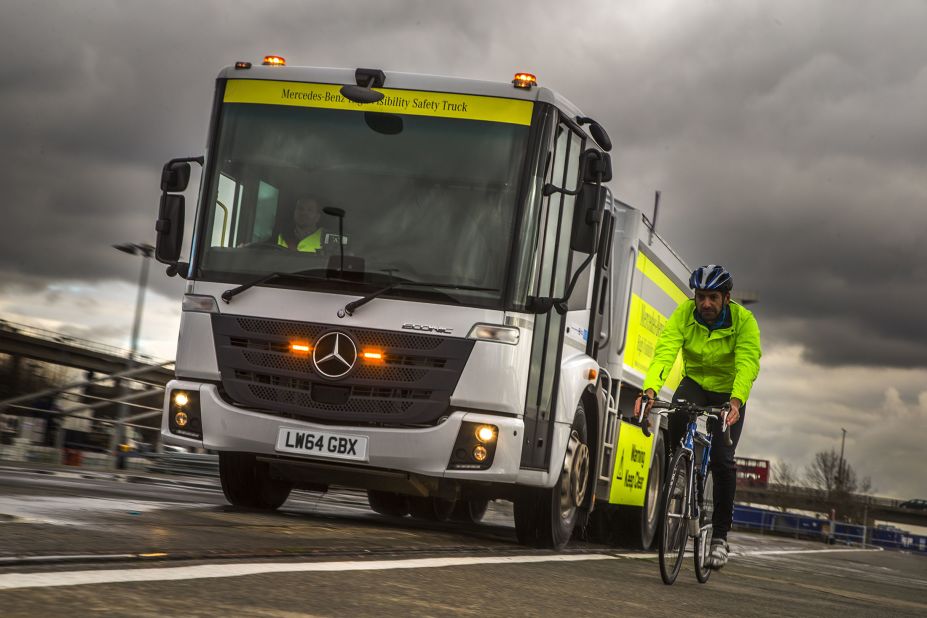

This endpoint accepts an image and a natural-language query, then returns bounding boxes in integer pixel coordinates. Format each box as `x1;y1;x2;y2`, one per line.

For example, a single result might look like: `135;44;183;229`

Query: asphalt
1;462;925;617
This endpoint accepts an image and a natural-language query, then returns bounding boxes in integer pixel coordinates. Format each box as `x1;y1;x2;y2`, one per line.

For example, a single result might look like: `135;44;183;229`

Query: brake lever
638;394;651;437
721;404;733;447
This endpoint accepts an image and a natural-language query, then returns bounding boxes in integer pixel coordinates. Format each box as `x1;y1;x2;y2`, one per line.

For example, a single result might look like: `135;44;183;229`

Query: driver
278;196;324;253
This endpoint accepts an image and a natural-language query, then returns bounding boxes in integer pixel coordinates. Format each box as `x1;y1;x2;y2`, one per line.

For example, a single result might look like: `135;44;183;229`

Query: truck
154;57;691;549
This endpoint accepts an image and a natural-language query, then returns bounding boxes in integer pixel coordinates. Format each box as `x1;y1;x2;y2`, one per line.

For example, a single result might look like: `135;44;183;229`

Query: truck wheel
367;490;410;517
409;496;456;521
219;452;292;510
514;405;590;550
451;498;490;523
614;430;665;548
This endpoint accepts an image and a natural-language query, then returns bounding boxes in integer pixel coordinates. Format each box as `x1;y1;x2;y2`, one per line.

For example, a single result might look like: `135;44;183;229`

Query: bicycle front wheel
694;470;714;583
659;449;690;585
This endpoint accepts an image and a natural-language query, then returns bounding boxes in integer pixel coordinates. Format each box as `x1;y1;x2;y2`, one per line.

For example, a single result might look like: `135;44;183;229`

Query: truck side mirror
161;161;191;193
155;193;185;264
570;182;605;254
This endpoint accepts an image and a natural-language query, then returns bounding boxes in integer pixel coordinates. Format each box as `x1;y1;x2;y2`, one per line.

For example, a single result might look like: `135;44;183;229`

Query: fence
733;504;927;554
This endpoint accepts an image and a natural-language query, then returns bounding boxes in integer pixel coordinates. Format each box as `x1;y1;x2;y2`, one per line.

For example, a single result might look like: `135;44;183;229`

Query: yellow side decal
636;252;688;305
623;294;684;390
609;420;654;506
223;79;534;125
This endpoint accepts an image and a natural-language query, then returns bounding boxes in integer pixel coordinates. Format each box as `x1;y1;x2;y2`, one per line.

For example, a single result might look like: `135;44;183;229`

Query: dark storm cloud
2;0;927;367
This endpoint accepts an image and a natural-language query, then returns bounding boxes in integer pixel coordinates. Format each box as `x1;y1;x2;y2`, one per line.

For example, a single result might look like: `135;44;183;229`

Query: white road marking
0;495;212;526
733;547;883;556
0;554;615;590
0;545;889;591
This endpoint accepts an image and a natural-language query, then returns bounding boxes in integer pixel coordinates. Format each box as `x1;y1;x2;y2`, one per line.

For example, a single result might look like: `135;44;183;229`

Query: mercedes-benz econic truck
155;57;690;549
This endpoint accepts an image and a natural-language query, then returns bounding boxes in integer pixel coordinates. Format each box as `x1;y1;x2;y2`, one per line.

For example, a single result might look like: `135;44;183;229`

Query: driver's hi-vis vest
278;229;322;253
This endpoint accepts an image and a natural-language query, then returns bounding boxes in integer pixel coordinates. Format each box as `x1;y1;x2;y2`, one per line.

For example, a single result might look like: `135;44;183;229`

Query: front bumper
161;380;523;483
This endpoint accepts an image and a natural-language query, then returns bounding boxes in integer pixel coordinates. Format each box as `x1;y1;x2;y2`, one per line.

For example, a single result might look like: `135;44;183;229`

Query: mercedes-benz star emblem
312;331;358;379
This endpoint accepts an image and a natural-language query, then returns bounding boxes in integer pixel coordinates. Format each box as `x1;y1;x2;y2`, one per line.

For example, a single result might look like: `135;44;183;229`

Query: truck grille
212;314;474;425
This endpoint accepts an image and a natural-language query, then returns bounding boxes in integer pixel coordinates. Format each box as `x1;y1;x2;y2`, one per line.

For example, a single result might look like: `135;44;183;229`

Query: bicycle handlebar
638;397;733;446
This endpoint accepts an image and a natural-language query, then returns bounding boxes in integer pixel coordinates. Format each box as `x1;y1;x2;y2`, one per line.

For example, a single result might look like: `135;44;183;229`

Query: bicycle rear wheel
694;471;714;583
659;449;690;585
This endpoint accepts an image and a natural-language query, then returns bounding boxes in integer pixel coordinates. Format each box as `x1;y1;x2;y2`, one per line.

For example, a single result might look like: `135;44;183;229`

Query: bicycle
639;396;732;585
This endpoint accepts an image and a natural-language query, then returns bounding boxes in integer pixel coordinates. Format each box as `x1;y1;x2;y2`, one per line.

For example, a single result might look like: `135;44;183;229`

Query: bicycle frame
678;415;713;536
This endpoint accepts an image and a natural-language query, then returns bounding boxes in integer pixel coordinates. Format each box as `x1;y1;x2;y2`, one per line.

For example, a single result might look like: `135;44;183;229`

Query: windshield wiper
340;281;499;317
221;270;353;303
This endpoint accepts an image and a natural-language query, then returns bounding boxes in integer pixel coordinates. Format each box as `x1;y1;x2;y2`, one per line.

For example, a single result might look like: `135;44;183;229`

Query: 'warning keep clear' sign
608;420;654;506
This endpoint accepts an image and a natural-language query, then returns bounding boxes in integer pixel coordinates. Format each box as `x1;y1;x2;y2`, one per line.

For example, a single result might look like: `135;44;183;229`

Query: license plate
275;427;368;461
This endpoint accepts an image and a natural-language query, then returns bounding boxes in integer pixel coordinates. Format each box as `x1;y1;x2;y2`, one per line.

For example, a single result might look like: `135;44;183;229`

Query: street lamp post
110;242;154;468
838;427;847;491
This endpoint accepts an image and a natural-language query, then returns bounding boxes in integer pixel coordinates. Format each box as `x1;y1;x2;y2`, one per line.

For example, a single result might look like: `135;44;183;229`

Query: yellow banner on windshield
223;79;534;126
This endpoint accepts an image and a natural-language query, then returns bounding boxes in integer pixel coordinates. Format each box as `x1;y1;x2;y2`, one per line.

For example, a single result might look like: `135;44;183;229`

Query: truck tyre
451;498;490;524
514;405;590;550
614;430;665;548
409;496;456;521
219;452;292;510
366;490;410;517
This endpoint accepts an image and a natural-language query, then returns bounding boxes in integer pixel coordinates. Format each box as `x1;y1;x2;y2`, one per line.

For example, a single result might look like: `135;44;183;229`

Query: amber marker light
174;410;189;428
512;72;537;89
262;55;286;66
587;368;598;381
290;342;311;355
362;349;385;362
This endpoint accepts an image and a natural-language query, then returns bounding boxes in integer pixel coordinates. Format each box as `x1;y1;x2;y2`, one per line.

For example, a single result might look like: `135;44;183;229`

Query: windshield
194;79;533;308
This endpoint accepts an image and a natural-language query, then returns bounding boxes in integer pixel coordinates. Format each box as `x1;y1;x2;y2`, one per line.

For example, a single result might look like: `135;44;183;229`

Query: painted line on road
0;554;616;590
0;546;887;590
733;547;883;557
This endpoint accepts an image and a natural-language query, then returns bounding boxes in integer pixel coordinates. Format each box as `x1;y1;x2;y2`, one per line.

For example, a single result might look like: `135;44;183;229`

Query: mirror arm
542;151;593;197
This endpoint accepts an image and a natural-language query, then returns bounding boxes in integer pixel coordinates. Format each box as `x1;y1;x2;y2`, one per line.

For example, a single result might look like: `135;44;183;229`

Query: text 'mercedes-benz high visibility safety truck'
155;56;691;549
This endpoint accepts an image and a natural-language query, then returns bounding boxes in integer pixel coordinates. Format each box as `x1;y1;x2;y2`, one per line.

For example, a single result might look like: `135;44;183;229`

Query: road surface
1;464;924;617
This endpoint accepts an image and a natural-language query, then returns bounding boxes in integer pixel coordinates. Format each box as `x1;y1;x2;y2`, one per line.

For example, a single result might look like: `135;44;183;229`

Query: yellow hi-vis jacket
278;229;322;253
642;300;761;403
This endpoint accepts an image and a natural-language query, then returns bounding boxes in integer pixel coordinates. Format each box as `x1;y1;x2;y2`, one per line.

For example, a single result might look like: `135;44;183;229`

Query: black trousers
667;377;745;540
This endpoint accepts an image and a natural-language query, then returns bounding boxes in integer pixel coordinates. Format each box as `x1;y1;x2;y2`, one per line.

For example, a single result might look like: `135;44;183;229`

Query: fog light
447;421;498;470
168;389;202;440
475;425;497;443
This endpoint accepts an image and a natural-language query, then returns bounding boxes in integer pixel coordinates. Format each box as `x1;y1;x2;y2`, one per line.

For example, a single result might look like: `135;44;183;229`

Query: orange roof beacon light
512;72;537;89
262;55;286;67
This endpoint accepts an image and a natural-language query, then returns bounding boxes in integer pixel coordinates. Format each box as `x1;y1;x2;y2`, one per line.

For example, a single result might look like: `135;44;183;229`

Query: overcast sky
1;0;925;500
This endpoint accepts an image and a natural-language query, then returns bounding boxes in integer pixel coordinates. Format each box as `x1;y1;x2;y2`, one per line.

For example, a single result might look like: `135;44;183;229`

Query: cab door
521;114;586;469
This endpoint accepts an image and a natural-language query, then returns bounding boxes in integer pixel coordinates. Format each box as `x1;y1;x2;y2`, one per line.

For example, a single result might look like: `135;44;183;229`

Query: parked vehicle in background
734;457;769;488
899;499;927;510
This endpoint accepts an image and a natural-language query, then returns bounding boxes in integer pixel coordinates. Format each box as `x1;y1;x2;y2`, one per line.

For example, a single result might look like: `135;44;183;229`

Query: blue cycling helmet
689;265;733;292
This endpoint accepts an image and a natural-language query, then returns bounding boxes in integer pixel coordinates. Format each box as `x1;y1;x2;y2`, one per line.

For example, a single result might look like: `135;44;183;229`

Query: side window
209;173;279;248
211;173;239;247
530;120;584;300
253;181;279;241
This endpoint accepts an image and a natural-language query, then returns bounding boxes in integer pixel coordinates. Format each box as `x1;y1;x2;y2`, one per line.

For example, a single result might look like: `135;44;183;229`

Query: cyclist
636;265;761;569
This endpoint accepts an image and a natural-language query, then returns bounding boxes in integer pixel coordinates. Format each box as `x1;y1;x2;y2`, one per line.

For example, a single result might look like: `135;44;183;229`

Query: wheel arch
579;384;602;510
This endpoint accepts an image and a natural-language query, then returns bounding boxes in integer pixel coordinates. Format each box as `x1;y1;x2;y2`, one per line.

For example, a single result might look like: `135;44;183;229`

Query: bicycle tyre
694;471;714;583
659;449;690;585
